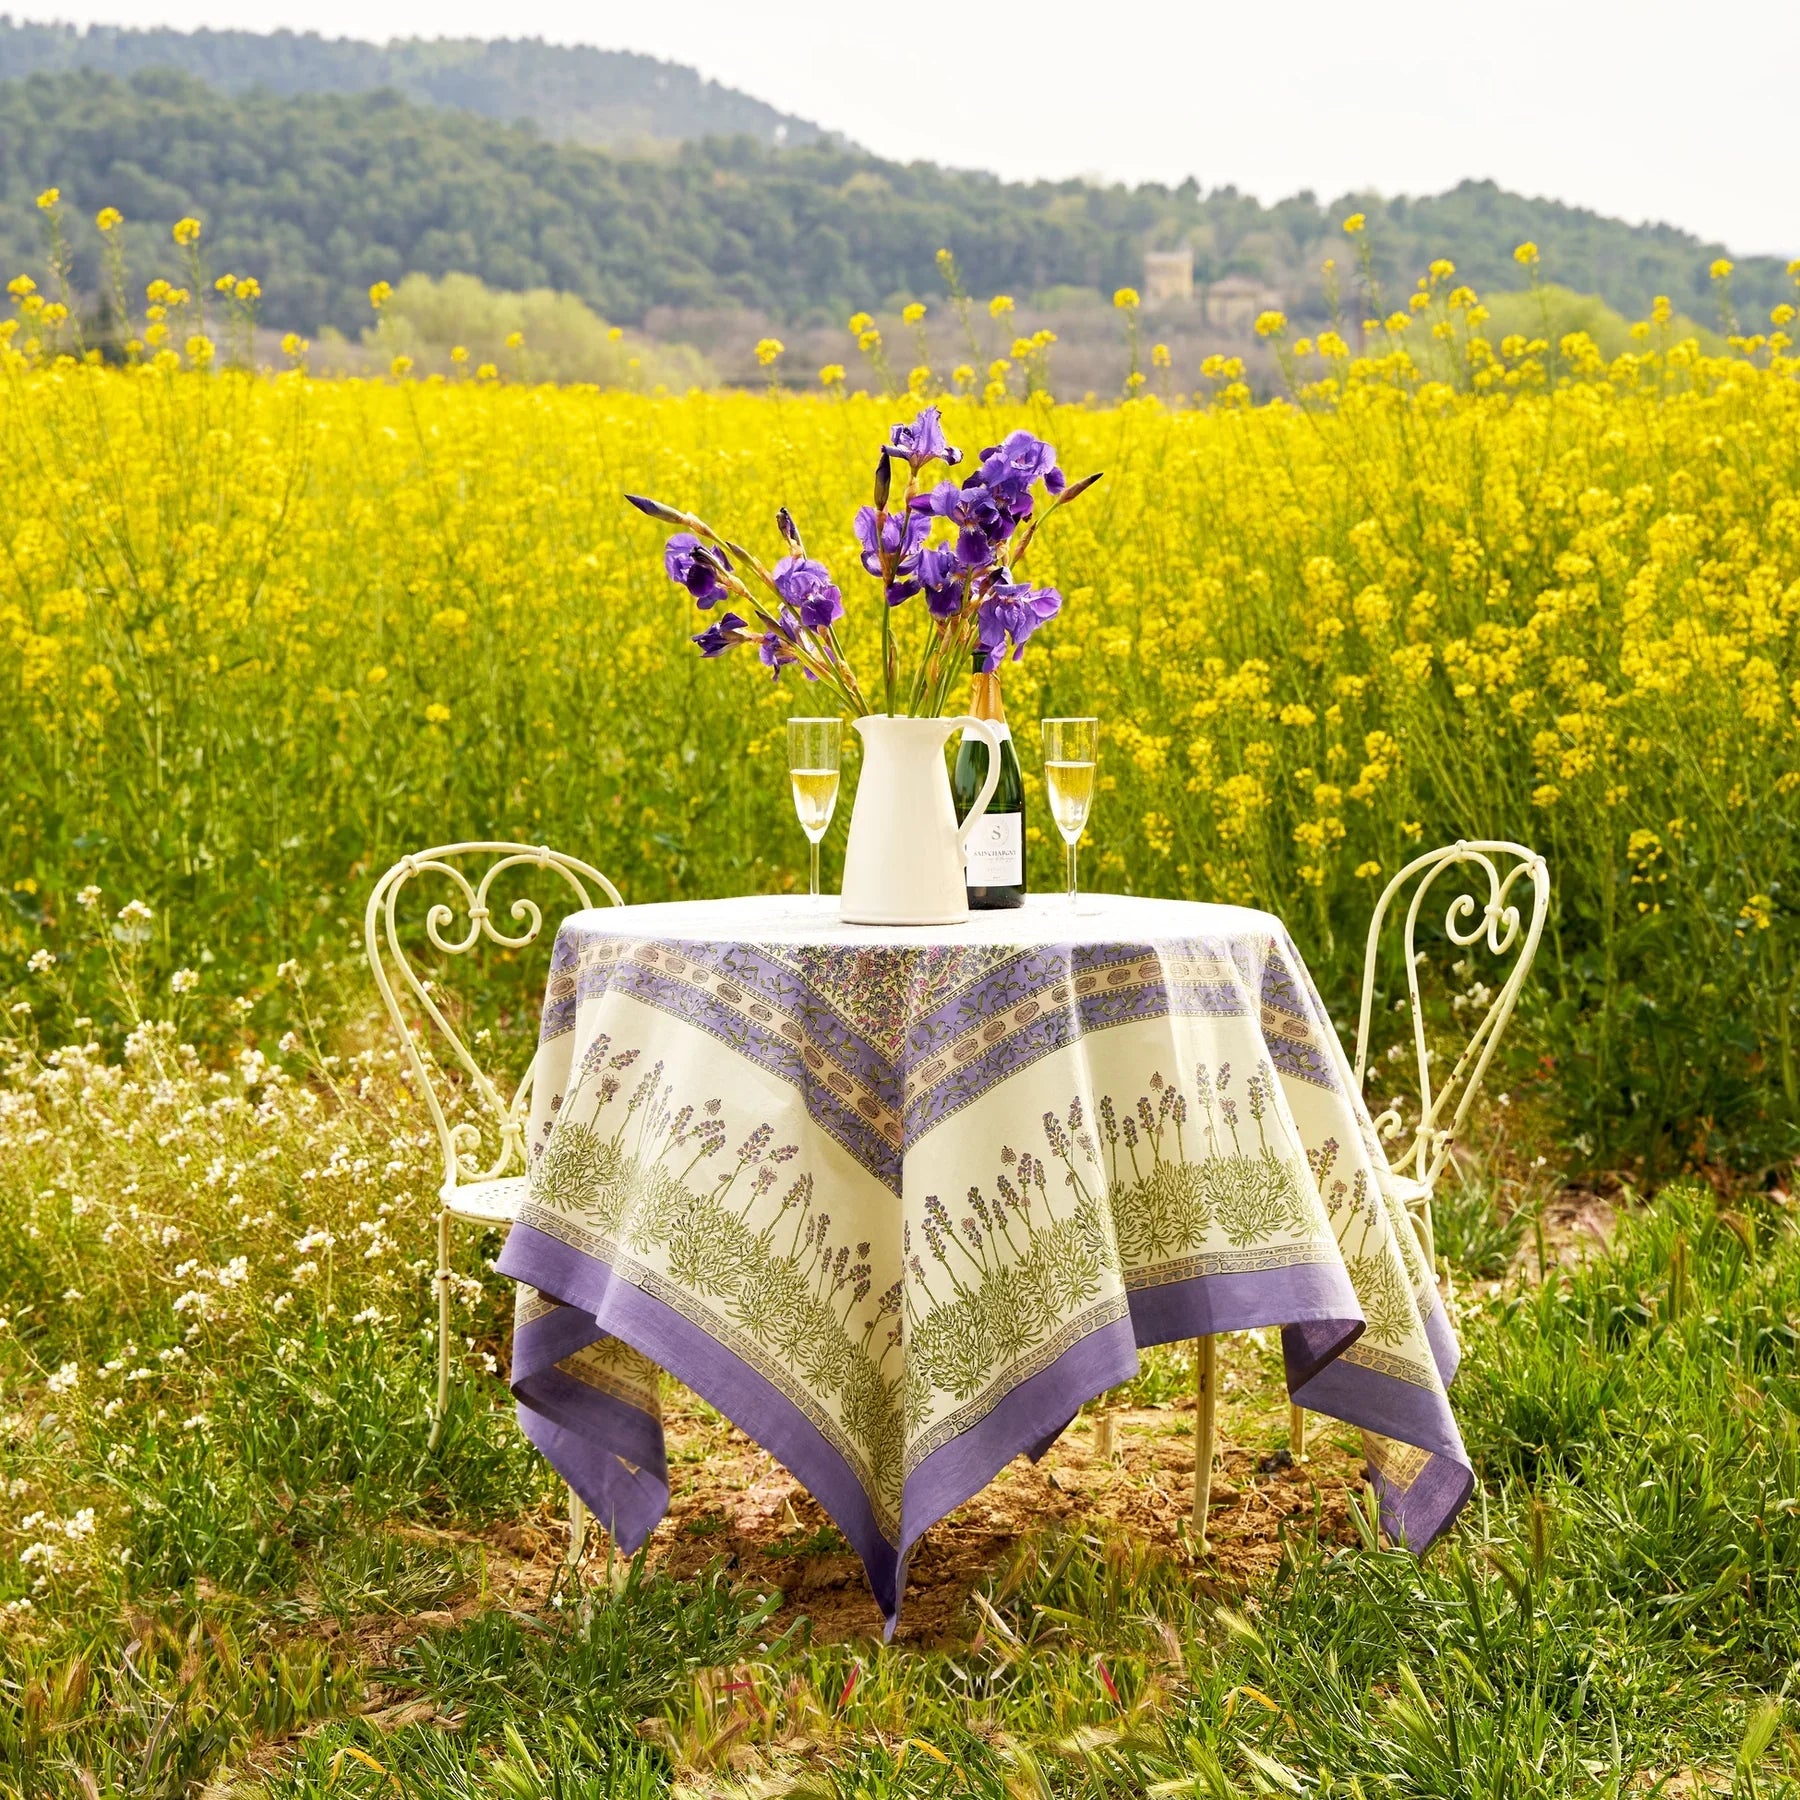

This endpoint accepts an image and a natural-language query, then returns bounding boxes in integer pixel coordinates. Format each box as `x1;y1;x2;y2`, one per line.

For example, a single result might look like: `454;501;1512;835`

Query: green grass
1;1021;1797;1794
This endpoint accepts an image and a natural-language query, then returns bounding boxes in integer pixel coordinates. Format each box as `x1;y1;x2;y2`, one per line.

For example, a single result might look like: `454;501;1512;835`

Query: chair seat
1385;1173;1433;1212
442;1175;529;1224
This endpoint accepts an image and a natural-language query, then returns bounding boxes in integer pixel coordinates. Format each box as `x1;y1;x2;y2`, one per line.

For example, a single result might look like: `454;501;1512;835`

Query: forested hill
0;67;1788;340
0;18;830;148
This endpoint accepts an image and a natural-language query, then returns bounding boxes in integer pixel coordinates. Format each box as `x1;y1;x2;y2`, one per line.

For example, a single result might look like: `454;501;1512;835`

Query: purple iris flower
885;404;962;471
664;531;733;608
771;555;844;631
910;478;1011;567
918;546;965;620
853;505;927;577
690;611;748;658
977;431;1064;519
978;582;1062;660
758;629;799;677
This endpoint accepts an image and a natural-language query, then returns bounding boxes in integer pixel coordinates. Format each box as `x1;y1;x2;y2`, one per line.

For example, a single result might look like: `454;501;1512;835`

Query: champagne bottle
953;652;1027;910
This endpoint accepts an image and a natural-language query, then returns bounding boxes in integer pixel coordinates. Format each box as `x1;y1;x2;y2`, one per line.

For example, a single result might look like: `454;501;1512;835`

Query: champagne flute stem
810;837;821;900
1067;838;1079;906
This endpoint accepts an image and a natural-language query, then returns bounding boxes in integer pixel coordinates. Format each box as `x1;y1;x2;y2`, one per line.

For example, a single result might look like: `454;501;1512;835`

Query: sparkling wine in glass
1041;716;1099;909
787;717;842;902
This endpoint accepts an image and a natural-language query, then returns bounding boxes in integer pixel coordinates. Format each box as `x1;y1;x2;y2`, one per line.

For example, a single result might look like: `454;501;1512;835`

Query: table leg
567;1488;588;1570
1093;1406;1118;1462
1193;1334;1217;1550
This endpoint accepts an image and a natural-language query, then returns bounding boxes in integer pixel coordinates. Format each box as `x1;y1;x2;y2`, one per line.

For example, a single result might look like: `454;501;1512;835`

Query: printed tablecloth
496;894;1471;1627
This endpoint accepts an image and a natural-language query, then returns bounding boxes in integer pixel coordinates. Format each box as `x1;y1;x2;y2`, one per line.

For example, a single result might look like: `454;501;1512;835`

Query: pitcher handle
947;715;1004;851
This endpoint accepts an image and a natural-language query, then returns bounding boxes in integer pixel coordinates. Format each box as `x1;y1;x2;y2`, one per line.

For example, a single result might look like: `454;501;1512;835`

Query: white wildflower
169;968;200;994
27;948;54;974
75;885;102;910
46;1362;79;1395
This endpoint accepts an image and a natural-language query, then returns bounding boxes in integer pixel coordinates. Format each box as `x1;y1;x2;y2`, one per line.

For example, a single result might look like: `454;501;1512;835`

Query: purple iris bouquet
627;406;1100;717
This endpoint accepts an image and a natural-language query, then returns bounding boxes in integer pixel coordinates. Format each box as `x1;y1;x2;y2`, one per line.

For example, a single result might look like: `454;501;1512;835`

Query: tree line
0;68;1786;341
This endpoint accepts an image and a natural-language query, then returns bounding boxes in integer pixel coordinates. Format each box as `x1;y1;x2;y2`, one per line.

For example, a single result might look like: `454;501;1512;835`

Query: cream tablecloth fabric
496;894;1471;1627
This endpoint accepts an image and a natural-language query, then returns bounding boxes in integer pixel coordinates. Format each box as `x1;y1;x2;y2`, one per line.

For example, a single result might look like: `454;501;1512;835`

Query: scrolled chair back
363;842;622;1197
1353;839;1550;1191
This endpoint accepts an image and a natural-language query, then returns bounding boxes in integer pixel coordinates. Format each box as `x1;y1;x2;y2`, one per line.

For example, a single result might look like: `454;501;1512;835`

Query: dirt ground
411;1331;1366;1650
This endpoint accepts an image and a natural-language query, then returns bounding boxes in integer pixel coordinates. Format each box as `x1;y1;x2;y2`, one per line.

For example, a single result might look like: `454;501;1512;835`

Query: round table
496;894;1471;1628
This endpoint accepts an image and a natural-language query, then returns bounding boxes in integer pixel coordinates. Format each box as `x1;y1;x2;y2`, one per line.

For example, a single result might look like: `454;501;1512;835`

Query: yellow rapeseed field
3;258;1799;1168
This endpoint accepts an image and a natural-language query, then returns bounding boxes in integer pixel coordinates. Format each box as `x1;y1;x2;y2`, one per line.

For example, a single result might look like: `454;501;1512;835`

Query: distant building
1142;249;1194;306
1206;273;1284;332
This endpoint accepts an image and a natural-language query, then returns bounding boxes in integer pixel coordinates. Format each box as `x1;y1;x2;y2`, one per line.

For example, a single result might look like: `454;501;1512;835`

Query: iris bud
872;451;892;510
625;492;689;525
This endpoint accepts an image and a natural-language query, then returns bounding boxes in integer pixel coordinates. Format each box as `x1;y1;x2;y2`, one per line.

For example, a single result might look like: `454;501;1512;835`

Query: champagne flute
1041;717;1099;910
787;717;842;903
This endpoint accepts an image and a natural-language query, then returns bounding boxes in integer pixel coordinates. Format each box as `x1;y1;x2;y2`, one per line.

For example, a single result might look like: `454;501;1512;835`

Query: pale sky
27;0;1800;257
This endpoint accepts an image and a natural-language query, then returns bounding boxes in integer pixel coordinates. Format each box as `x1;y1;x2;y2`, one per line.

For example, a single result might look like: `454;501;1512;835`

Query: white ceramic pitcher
840;714;1002;925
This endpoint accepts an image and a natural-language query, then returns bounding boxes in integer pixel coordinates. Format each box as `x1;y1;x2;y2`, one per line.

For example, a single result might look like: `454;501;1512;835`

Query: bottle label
965;810;1023;886
961;721;1012;745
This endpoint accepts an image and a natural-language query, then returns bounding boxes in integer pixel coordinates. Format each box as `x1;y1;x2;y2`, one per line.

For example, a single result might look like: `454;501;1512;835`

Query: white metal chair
364;841;623;1559
1282;838;1550;1466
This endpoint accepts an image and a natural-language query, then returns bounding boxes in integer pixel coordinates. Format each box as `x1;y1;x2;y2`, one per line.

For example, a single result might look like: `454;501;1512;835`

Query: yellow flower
952;363;975;387
907;364;931;393
476;362;497;380
450;344;468;364
819;363;845;386
1710;258;1734;281
390;354;414;378
902;302;927;325
754;337;785;367
234;277;260;302
1652;295;1672;324
1737;894;1773;933
504;331;523;350
847;311;873;335
1354;861;1382;879
1151;342;1171;367
989;294;1014;318
1384;312;1410;334
1773;304;1797;327
40;302;68;326
1513;242;1539;266
368;280;392;310
1317;330;1348;357
1342;213;1365;234
1429;258;1456;281
280;332;308;359
36;188;59;212
7;274;36;299
857;329;881;353
1408;291;1431;313
1113;287;1140;310
185;334;214;366
215;273;237;292
95;206;122;232
1292;337;1314;357
172;217;202;246
1253;311;1287;338
988;358;1012;379
607;326;623;341
424;702;451;724
145;278;170;303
